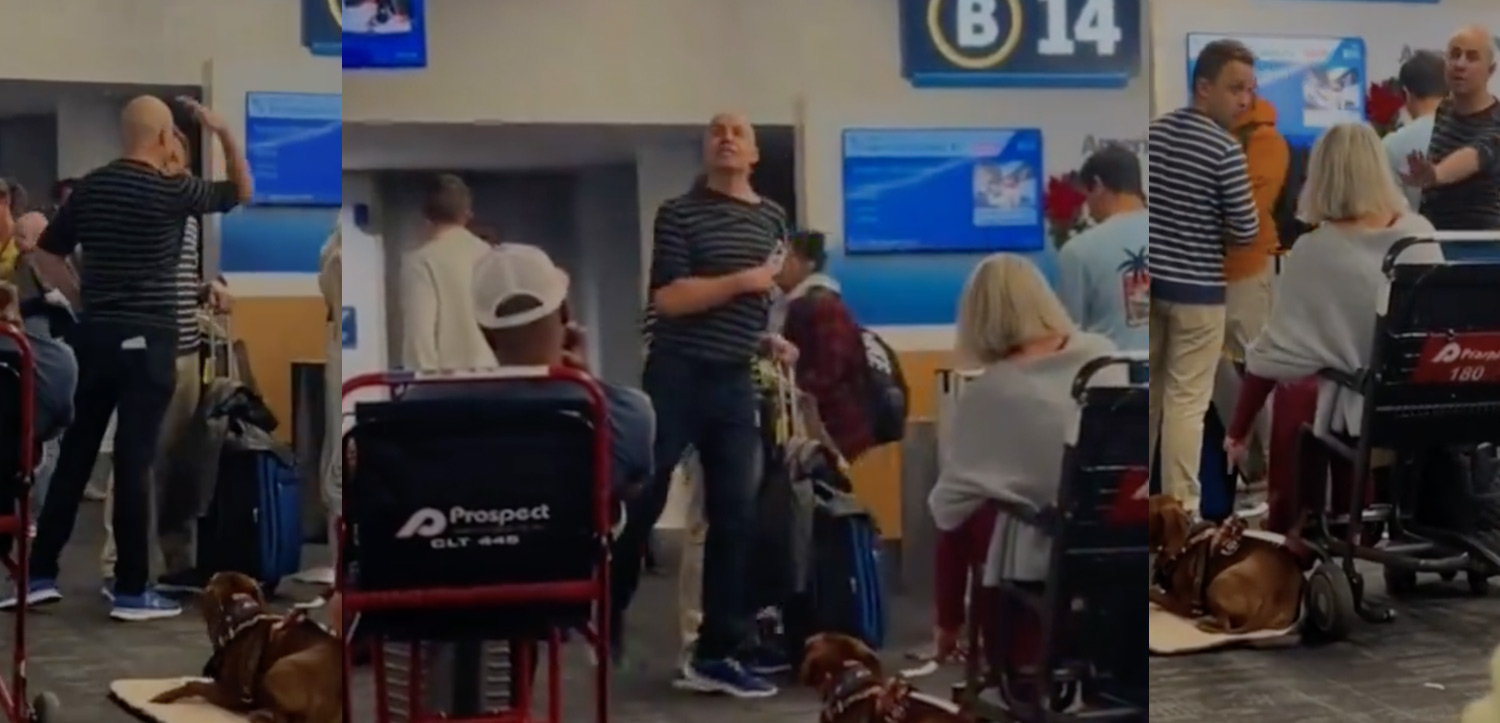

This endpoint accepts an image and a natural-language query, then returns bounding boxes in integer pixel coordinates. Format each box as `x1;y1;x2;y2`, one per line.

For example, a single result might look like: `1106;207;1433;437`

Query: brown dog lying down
801;633;969;723
1149;495;1306;635
151;572;342;723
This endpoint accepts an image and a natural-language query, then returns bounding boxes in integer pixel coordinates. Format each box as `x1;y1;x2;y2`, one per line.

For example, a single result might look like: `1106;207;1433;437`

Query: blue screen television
342;0;428;69
244;92;342;207
842;128;1046;254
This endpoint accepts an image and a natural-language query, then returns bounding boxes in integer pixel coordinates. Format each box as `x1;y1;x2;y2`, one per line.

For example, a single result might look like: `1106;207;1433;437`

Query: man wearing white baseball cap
409;241;656;499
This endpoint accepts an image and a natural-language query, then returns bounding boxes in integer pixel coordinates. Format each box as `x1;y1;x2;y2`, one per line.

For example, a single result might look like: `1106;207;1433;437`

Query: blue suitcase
198;447;305;590
1150;406;1236;521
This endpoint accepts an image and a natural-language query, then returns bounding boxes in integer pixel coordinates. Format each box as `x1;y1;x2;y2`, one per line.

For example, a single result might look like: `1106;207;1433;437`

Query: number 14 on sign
958;0;1123;57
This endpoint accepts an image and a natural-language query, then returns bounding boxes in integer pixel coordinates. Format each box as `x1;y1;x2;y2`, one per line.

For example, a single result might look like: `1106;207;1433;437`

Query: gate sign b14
901;0;1141;88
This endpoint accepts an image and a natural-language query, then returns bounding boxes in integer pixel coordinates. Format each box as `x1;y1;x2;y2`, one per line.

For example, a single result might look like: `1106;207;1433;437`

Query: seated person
0;257;78;446
403;242;655;506
1226;122;1440;534
926;253;1115;701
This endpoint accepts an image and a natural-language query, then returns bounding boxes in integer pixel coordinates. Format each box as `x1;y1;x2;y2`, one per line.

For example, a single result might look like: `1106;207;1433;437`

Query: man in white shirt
400;174;496;371
1386;50;1447;210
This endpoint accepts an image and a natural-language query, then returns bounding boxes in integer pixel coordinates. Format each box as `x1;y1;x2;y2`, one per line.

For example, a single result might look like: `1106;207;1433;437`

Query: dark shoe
740;646;792;676
156;569;211;596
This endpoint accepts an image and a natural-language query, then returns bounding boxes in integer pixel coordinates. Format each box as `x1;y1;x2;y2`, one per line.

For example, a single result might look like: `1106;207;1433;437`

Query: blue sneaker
0;578;62;610
110;590;182;622
679;658;778;699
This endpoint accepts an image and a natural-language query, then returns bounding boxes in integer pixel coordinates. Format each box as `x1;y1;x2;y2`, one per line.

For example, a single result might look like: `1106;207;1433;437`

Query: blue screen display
244;92;342;207
1187;33;1366;146
842;128;1045;255
342;0;428;69
901;0;1141;88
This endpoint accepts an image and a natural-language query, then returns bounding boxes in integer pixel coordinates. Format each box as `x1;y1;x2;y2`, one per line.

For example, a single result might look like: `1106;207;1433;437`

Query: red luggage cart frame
340;367;612;723
0;323;59;722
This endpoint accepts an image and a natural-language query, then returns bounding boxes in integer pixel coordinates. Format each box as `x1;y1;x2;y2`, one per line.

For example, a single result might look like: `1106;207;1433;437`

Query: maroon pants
1267;379;1374;535
934;504;999;632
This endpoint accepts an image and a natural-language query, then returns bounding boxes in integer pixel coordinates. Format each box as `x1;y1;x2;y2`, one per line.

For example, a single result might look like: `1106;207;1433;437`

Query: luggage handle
772;362;809;443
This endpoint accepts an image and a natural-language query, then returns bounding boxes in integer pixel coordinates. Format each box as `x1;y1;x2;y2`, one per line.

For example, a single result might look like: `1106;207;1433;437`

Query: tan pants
1149;300;1227;513
103;352;202;578
1213;269;1274;481
675;454;706;663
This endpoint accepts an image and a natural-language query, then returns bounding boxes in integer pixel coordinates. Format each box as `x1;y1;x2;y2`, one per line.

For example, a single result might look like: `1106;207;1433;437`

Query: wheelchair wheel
30;692;59;723
1306;562;1355;641
1382;566;1418;596
1468;572;1490;596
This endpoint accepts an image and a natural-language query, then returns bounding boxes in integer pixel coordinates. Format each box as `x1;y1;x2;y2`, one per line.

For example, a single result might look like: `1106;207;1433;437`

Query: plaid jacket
782;290;875;462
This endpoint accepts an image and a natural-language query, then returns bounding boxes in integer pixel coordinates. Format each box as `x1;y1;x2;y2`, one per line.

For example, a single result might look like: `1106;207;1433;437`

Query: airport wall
1151;0;1500;111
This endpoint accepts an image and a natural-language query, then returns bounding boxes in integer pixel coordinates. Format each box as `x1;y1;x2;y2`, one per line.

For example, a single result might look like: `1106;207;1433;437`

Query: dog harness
820;663;917;723
1152;520;1246;613
202;596;285;708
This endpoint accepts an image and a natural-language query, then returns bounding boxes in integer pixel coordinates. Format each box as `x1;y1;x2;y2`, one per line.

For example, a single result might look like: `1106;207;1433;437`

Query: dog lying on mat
151;572;341;723
1149;495;1305;635
801;633;968;723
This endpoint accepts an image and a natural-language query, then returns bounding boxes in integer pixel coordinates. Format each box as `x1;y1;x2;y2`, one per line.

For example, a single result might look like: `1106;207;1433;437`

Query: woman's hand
1224;436;1249;470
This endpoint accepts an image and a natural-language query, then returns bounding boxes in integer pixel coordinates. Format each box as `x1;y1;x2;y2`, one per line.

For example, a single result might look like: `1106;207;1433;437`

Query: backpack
1236;123;1310;250
859;328;908;445
797;287;909;445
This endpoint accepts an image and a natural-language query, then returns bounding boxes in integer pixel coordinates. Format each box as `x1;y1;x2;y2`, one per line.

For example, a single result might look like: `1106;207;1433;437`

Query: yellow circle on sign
328;0;343;29
926;0;1024;70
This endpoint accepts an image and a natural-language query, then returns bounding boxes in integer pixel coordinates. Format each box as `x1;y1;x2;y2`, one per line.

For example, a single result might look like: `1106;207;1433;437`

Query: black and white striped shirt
1148;108;1260;304
38;160;239;330
176;217;202;353
1420;98;1500;231
647;188;786;363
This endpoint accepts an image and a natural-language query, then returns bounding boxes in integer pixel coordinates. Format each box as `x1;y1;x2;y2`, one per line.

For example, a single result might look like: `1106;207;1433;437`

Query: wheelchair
0;328;61;722
1298;234;1500;640
955;355;1147;723
340;367;613;723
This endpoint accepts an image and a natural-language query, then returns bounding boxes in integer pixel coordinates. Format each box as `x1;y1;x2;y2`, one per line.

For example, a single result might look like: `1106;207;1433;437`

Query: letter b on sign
957;0;1000;48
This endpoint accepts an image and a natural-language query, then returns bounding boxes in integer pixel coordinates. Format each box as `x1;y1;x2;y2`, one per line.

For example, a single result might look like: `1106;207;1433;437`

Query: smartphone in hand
767;240;788;272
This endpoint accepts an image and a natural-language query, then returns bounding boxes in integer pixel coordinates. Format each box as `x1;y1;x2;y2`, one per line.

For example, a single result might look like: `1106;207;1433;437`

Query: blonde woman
1224;122;1439;534
926;253;1114;702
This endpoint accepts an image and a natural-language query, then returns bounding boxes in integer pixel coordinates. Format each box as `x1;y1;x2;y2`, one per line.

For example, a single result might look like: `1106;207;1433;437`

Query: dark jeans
613;350;761;661
32;322;177;597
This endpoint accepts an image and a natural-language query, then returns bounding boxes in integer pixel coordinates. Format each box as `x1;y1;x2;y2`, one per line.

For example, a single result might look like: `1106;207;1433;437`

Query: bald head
703;112;759;175
120;96;177;167
1445;26;1496;99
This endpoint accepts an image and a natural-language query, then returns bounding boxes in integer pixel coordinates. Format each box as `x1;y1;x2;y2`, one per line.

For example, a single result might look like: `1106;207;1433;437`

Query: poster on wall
245;92;342;207
342;0;428;69
901;0;1141;87
1186;33;1367;145
842;128;1045;255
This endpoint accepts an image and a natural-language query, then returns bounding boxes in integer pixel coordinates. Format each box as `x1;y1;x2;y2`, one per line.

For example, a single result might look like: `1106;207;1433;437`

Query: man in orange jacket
1214;94;1289;485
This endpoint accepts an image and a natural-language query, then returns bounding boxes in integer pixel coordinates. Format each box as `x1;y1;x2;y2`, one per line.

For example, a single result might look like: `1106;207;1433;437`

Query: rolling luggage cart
1298;232;1500;640
955;354;1148;722
341;367;613;723
0;325;61;722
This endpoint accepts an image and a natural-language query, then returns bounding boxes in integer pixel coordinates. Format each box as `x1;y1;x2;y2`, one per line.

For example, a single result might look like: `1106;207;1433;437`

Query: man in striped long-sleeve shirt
99;129;232;596
1147;39;1260;514
1403;25;1500;232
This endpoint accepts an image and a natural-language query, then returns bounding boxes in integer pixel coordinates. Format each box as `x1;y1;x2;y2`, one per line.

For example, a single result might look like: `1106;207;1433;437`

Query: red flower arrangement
1366;78;1404;137
1045;172;1090;248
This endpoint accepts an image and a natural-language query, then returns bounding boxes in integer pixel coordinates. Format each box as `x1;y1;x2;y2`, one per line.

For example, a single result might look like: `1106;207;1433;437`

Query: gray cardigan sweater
928;333;1116;584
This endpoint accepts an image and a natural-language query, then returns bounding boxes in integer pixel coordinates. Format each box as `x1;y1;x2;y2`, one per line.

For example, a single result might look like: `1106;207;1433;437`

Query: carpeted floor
14;500;1499;721
1150;564;1498;721
19;503;953;722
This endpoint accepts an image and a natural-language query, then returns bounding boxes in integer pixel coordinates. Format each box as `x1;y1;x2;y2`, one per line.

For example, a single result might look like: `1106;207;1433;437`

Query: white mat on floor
1148;604;1300;655
110;679;249;723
